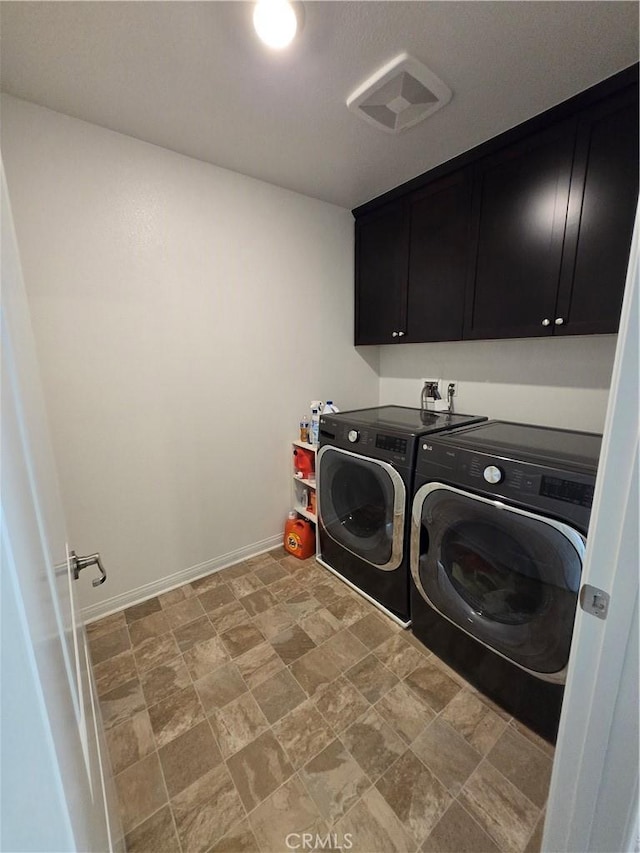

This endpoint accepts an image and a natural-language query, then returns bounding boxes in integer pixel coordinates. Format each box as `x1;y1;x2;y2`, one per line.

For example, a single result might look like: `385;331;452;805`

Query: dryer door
318;446;406;570
411;483;585;682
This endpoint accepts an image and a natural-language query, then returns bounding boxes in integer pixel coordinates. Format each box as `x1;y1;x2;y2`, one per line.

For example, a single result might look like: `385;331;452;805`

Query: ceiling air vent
346;52;452;134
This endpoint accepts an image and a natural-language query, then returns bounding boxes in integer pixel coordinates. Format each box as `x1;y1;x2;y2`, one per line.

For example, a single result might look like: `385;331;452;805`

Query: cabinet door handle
392;331;398;337
555;317;565;325
398;331;405;337
541;318;551;327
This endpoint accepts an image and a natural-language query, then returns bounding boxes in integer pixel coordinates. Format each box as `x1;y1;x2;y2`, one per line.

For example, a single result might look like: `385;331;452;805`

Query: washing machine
410;420;601;741
317;406;487;626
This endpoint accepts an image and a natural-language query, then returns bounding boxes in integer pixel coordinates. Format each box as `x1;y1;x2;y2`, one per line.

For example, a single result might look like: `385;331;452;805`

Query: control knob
347;429;359;444
483;465;504;484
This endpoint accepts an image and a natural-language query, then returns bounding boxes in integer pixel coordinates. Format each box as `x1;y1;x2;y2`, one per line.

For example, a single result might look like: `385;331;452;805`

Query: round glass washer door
411;483;584;681
318;446;405;570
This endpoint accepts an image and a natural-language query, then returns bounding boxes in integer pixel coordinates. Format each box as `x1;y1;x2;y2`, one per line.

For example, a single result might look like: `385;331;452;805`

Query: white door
0;164;119;851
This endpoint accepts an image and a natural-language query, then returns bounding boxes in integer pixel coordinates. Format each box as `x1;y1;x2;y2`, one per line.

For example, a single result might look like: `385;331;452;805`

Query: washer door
411;483;585;682
318;446;406;570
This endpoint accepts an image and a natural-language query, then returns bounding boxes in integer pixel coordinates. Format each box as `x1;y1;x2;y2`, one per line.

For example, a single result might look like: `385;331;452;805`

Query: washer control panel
483;465;503;484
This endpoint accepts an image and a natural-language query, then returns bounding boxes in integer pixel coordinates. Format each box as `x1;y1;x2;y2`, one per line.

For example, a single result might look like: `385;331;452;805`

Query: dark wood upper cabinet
405;170;471;342
353;65;639;346
463;119;577;340
355;201;408;345
554;88;639;335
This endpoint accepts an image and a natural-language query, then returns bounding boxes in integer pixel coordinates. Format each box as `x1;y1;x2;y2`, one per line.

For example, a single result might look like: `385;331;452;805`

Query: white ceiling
1;1;637;208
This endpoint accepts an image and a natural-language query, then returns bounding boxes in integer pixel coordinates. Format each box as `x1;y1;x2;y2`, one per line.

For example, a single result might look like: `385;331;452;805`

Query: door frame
543;204;639;852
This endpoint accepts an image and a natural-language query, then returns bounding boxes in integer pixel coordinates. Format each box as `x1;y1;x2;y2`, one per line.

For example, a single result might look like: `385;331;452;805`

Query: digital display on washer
376;434;407;454
540;476;594;507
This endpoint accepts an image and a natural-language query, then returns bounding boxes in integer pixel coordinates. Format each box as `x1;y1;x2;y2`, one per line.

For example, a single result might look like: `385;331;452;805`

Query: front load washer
317;406;487;626
410;420;601;741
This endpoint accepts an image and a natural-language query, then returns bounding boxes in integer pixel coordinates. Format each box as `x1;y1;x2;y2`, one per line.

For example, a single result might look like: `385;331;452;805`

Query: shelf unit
292;439;317;524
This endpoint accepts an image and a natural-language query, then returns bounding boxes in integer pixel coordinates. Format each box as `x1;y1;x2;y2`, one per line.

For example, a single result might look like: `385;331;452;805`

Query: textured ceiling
1;1;637;208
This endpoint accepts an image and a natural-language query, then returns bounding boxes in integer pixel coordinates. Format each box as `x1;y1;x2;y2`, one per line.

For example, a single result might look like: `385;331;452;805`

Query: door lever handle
70;551;107;587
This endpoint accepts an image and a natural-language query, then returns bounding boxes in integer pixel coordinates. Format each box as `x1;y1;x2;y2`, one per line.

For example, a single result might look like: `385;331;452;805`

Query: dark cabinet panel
355;202;408;345
405;171;471;342
555;87;639;335
464;120;577;340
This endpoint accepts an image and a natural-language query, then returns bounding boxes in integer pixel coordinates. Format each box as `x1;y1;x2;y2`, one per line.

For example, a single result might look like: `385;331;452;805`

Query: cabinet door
464;119;577;340
554;87;639;336
405;170;471;342
355;202;408;345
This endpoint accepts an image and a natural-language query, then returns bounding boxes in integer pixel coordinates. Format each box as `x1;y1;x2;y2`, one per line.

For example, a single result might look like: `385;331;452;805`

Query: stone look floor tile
298;608;342;645
198;584;236;613
272;699;336;768
254;561;288;586
209;601;249;633
123;804;181;853
128;612;171;647
487;728;553;808
183;636;229;680
226;730;294;811
376;749;452;847
342;706;406;782
86;611;126;640
209;691;269;757
326;596;371;628
163;596;206;630
124;597;162;625
219;623;265;659
459;760;540;853
421;800;501;853
270;577;305;602
405;659;462;712
94;650;137;697
100;678;146;730
345;653;399;703
300;738;370;825
235;641;285;690
524;811;545;853
271;624;317;665
322;629;369;672
290;646;342;697
191;571;226;594
114;752;167;834
440;689;508;756
148;685;205;748
229;574;264;598
349;613;396;650
375;634;428;679
249;775;325;851
157;583;196;609
240;587;277;616
244;553;278;571
412;718;482;796
285;591;322;621
133;633;181;673
252;668;306;723
313;676;370;733
194;662;247;714
89;626;131;665
172;615;217;652
105;710;155;775
334;787;415;853
509;719;556;759
222;560;255;580
172;765;245;853
141;656;192;707
251;603;295;640
158;719;223;797
209;819;260;853
375;682;435;744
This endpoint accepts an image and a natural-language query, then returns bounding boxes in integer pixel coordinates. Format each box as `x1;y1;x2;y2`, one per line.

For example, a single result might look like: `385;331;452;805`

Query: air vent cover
347;53;452;134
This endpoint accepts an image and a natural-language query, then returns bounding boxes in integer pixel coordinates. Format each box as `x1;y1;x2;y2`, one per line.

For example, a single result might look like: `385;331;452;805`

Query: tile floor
88;549;553;853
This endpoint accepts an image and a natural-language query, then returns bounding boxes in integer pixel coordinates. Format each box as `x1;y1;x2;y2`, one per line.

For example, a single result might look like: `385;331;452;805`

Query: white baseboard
82;533;283;624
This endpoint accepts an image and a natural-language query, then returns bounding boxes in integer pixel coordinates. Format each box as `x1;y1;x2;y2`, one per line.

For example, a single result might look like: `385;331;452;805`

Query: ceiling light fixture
253;0;299;49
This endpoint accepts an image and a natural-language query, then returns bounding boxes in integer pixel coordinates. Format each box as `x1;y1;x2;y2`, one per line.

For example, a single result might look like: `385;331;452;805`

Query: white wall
378;335;616;433
1;95;379;617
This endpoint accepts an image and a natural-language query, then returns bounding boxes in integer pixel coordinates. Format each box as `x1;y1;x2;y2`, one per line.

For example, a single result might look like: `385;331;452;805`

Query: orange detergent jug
293;446;315;480
284;515;315;560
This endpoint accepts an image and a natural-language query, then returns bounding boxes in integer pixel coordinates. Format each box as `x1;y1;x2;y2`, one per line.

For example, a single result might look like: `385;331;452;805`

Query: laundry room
1;3;638;853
